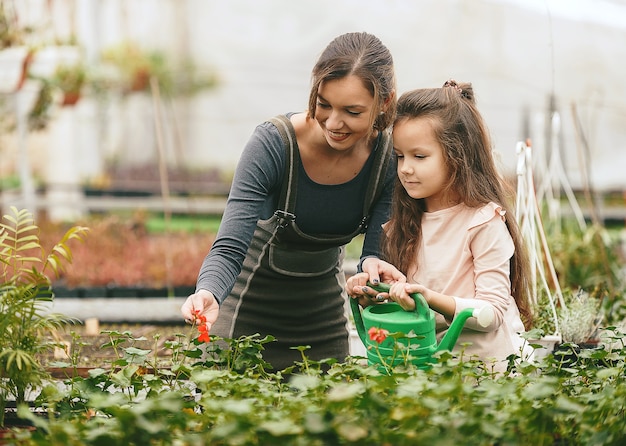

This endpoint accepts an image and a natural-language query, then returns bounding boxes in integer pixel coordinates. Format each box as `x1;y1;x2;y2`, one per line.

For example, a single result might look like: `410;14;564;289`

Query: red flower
193;309;207;324
197;324;210;343
193;310;210;343
368;326;389;344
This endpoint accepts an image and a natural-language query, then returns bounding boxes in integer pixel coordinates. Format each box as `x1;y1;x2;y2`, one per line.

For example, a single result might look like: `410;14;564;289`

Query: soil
38;323;191;369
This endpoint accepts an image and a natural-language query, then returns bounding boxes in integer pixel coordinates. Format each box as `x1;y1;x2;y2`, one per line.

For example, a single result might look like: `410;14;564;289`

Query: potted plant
0;2;33;94
101;41;218;96
548;221;625;324
557;288;603;346
532;288;603;345
25;60;88;131
100;42;172;94
0;206;88;429
51;63;86;106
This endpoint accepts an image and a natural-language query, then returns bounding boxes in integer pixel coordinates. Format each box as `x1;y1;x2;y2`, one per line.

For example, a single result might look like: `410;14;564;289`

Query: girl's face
393;117;452;212
315;75;377;151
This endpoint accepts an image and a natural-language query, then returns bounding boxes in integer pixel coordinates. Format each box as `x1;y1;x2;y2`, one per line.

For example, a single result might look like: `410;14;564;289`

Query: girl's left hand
388;282;428;311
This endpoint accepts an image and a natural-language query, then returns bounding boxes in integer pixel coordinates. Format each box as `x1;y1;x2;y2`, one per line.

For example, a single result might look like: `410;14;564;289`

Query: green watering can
350;282;494;369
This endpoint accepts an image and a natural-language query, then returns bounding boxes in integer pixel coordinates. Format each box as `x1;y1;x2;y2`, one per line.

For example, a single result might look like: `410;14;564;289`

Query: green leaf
222;399;253;415
260;419;303;436
337;423;368;441
327;382;365;401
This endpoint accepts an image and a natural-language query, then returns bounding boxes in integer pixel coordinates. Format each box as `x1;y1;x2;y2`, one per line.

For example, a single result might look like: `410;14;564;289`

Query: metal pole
15;88;36;217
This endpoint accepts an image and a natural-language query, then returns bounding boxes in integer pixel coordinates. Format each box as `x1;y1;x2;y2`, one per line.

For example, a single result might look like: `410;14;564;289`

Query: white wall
5;0;626;191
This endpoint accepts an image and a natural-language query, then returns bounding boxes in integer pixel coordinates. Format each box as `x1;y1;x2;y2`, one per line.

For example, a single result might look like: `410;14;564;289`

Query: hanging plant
51;63;87;106
101;41;218;96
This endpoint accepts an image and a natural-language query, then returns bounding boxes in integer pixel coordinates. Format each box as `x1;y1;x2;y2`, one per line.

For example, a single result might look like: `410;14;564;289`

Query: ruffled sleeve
468;202;506;230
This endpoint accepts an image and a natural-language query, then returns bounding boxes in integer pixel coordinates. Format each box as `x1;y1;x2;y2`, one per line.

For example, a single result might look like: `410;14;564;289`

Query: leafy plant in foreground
0;207;88;427
9;325;625;445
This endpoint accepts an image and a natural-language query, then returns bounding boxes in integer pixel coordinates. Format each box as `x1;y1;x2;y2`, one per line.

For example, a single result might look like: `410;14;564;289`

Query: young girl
347;80;533;371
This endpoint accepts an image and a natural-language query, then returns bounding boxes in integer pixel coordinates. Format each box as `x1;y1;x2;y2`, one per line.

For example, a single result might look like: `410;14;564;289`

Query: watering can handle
367;282;430;314
349;282;429;347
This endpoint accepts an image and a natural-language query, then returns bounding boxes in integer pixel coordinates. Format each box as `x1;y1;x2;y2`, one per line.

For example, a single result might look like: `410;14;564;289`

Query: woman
181;32;398;370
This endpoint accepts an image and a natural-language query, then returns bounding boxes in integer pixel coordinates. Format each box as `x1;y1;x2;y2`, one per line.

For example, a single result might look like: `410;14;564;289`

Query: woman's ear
382;90;396;113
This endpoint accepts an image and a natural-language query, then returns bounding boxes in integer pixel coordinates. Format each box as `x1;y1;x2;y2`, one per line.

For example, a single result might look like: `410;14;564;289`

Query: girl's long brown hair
382;81;533;328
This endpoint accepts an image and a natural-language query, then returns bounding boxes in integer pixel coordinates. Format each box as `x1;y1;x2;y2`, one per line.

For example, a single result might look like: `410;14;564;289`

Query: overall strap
267;115;299;227
267;116;392;237
358;130;393;232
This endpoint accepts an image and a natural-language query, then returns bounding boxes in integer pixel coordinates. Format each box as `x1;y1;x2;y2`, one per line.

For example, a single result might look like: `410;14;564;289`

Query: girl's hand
181;289;220;331
389;283;456;320
388;282;429;311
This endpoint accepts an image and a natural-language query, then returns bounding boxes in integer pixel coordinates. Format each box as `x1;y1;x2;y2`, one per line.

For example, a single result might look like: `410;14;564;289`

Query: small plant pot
528;334;561;362
61;91;81;106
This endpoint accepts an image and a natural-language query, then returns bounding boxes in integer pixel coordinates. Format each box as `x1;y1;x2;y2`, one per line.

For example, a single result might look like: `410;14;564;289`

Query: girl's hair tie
443;79;471;100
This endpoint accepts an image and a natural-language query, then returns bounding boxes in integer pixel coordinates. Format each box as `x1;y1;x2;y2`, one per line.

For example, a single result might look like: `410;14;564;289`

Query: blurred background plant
531;219;626;343
548;221;625;326
37;212;216;290
100;41;218;96
0;2;31;49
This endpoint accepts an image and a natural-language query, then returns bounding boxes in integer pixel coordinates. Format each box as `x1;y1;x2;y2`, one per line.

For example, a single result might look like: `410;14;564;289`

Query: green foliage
101;41;219;96
51;63;87;94
27;79;54;130
547;221;625;323
559;289;602;344
535;288;604;343
145;213;222;235
0;3;31;49
9;324;626;445
0;207;88;426
532;220;626;340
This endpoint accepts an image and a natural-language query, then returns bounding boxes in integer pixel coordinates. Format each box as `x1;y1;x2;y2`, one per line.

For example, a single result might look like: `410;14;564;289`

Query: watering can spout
437;306;495;352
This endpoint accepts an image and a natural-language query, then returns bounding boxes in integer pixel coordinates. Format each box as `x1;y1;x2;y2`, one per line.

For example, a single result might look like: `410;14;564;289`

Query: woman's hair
382;80;533;328
307;32;396;133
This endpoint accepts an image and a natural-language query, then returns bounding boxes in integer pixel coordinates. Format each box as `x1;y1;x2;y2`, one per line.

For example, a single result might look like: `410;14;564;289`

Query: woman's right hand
180;289;220;331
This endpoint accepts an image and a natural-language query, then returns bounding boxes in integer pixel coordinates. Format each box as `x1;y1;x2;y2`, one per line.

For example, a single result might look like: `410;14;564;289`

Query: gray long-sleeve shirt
196;115;396;304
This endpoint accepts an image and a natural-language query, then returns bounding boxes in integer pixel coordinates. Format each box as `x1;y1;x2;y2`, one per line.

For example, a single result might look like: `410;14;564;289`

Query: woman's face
314;75;377;151
393;116;452;212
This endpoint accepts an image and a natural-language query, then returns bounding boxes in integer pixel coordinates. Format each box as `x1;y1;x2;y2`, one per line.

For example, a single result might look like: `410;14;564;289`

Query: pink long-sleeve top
407;201;527;371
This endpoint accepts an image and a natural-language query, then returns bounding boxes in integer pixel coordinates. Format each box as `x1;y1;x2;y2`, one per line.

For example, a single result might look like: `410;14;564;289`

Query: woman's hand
181;289;220;330
345;258;406;307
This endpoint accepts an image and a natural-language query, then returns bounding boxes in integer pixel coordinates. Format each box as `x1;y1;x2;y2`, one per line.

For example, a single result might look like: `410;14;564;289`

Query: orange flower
193;309;210;343
193;309;207;324
197;326;210;343
368;326;389;344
